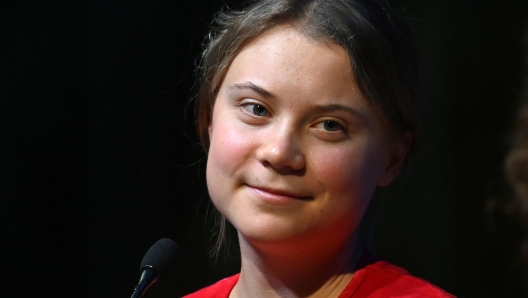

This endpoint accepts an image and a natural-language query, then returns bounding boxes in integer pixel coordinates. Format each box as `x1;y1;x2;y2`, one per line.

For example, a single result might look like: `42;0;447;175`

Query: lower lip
248;186;309;205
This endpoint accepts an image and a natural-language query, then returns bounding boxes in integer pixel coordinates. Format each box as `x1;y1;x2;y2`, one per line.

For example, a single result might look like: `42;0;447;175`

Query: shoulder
183;274;240;298
340;261;455;298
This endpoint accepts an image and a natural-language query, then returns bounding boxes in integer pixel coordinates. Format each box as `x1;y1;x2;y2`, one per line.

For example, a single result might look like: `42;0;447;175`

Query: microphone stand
130;267;157;298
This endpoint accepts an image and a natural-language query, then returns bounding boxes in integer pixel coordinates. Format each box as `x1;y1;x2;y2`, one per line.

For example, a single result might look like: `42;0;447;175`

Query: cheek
311;146;382;201
206;120;252;192
208;137;243;173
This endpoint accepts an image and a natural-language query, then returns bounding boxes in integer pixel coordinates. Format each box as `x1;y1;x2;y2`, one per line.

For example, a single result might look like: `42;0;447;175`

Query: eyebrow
313;103;365;119
228;82;277;99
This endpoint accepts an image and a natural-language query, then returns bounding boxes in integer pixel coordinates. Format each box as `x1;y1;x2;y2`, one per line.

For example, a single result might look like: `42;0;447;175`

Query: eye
321;120;342;132
244;103;269;117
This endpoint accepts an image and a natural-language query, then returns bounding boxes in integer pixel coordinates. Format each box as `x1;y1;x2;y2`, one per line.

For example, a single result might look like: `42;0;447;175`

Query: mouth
247;184;313;203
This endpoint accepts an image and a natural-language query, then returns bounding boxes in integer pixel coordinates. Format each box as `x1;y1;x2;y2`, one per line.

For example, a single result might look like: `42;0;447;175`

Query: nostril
257;149;305;173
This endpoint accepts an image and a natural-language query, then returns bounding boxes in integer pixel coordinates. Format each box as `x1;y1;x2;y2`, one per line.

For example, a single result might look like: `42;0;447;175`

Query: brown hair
504;42;528;269
505;102;528;225
487;31;528;287
194;0;423;257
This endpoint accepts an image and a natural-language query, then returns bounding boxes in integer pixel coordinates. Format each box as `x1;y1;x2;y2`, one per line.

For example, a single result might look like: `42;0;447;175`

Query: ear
377;132;413;187
208;122;212;138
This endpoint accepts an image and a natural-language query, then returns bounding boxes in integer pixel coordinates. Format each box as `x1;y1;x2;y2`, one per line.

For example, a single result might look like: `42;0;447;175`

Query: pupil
253;105;267;116
324;121;339;131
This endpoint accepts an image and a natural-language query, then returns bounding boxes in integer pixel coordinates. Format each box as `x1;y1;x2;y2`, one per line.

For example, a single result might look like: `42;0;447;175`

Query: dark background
2;0;528;297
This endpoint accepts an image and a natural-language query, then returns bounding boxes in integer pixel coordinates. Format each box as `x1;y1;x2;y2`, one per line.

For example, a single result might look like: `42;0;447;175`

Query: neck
231;232;361;298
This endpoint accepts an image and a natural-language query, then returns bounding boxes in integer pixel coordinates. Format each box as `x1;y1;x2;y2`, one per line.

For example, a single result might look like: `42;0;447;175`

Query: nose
255;127;306;172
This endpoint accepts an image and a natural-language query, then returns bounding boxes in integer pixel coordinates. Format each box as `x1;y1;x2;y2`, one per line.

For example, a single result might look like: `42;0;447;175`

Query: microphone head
140;238;179;278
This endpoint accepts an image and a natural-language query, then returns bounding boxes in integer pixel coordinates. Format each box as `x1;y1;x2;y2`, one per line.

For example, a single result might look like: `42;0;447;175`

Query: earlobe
377;132;413;187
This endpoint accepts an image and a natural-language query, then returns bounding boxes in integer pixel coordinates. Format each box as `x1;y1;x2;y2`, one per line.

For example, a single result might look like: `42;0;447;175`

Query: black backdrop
2;0;528;297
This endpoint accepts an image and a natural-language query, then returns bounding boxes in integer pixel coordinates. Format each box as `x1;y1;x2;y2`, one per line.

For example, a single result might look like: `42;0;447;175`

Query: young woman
186;0;454;297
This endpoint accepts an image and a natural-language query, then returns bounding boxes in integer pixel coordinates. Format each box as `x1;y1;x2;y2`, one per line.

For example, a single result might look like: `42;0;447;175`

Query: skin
206;25;410;298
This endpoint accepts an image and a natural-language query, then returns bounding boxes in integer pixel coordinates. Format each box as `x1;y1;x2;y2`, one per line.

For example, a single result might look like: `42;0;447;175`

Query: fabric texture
183;261;454;297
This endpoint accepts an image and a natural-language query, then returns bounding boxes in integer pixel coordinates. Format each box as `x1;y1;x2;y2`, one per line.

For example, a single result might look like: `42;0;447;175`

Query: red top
184;261;454;297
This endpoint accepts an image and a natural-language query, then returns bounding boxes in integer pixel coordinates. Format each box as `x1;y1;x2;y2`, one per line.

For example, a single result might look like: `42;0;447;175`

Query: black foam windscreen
140;238;179;278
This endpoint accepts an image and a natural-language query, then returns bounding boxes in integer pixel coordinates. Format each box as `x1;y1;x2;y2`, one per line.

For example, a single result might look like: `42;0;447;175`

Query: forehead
234;25;351;78
222;25;372;113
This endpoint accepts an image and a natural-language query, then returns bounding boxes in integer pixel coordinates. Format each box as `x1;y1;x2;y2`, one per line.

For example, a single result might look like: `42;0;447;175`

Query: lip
247;185;312;204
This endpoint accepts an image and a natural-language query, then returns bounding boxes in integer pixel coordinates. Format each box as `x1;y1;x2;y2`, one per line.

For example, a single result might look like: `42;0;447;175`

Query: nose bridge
257;120;305;171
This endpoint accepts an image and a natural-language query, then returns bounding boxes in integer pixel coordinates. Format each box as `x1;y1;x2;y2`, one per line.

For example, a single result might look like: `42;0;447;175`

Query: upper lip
249;185;312;199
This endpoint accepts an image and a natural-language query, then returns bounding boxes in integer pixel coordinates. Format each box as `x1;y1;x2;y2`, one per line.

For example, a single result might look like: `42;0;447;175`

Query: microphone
131;238;179;298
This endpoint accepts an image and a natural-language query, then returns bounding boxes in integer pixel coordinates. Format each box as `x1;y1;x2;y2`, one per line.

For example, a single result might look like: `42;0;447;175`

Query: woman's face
206;25;406;249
